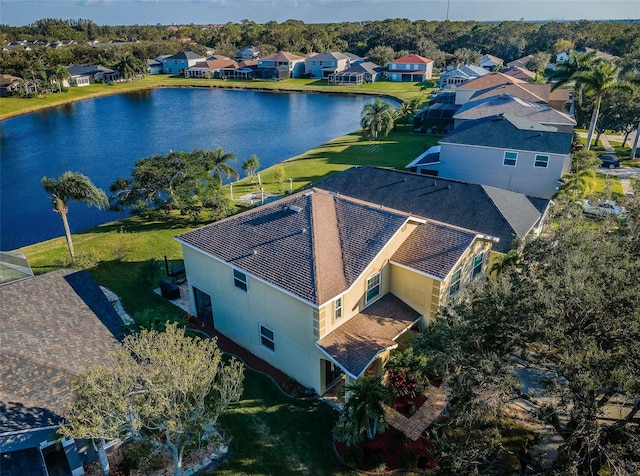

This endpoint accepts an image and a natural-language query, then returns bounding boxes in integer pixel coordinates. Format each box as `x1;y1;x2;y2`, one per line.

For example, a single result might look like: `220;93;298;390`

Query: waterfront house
184;57;238;78
66;64;120;86
258;51;306;78
304;52;351;78
453;94;576;132
235;45;260;61
408;114;573;199
438;64;489;88
176;186;496;394
387;54;434;82
147;58;163;75
318;167;549;254
328;61;383;85
0;269;123;476
162;51;206;75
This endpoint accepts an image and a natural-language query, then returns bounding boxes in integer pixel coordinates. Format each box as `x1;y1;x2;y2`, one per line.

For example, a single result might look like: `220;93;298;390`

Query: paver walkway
385;386;447;440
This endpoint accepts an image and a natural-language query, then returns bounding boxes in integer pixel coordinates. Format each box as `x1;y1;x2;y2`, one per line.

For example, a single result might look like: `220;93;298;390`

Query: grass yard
210;368;352;476
0;75;428;120
594;173;625;198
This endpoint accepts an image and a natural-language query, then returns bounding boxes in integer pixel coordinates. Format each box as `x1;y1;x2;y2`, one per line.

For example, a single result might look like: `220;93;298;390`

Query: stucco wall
181;245;325;393
420;143;570;199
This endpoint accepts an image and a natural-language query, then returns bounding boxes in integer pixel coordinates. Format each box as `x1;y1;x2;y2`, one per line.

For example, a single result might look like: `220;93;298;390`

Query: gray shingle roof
392;221;477;279
453;94;576;127
440;113;573;155
0;270;123;433
316;293;420;379
177;189;410;305
165;50;205;61
315;166;549;253
66;64;115;76
307;52;350;61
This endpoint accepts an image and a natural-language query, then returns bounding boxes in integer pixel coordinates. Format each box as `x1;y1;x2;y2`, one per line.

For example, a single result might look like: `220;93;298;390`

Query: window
233;269;247;292
449;268;462;296
503;151;518;167
366;273;381;303
472;252;484;279
260;325;275;351
334;297;343;320
534;155;549;168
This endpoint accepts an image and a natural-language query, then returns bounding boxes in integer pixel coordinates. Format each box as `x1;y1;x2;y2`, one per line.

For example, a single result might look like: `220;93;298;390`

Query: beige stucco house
176;187;495;395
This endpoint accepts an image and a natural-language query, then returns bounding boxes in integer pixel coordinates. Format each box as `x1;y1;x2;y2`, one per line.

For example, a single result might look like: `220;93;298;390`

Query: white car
577;199;626;219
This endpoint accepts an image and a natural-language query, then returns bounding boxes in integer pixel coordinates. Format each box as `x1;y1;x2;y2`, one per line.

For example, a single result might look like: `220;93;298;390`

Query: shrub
124;441;154;469
386;368;421;400
399;447;419;469
342;446;364;468
364;449;386;472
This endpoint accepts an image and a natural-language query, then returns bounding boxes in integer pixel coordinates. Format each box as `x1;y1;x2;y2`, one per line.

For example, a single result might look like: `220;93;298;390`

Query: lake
0;88;385;251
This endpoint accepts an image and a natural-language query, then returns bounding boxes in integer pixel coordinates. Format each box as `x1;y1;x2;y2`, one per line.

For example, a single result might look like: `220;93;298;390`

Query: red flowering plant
386;368;421;400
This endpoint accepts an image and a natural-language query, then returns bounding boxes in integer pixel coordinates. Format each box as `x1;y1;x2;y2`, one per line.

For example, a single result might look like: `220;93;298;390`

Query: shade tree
60;323;245;476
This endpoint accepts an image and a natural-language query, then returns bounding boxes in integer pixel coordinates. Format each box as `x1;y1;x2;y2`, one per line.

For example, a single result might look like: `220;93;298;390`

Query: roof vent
303;191;315;196
301;228;307;234
252;249;258;255
288;205;302;213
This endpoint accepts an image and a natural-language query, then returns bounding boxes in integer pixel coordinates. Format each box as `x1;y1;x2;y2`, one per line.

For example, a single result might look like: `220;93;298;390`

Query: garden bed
335;427;437;473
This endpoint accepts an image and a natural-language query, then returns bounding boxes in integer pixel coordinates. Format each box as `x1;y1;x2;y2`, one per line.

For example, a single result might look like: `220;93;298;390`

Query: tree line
2;18;639;76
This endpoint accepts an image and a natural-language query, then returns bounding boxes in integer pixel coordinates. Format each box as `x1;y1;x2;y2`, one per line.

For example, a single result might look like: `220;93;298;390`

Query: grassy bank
0;75;426;120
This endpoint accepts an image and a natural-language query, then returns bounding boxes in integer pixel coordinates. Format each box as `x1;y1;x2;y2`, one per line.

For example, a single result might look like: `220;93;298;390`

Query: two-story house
258;51;306;78
408;114;573;199
177;187;496;395
305;52;351;78
438;64;488;88
387;54;433;82
162;51;206;75
479;54;504;71
453;94;576;132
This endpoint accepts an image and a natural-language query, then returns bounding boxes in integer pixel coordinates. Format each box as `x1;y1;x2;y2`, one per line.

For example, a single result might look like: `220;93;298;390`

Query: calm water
1;88;384;250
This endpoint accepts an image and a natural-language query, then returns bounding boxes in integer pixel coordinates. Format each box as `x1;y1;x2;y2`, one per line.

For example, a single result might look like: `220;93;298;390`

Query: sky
1;0;639;27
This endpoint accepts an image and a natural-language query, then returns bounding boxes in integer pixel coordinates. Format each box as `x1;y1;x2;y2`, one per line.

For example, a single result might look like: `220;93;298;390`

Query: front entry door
193;287;213;328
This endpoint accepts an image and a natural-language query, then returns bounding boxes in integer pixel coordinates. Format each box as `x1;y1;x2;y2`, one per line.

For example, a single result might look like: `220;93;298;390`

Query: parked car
577;199;626;219
598;155;621;168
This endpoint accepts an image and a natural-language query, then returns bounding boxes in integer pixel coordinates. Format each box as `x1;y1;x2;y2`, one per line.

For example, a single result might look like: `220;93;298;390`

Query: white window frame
334;296;343;321
472;252;484;279
233;269;248;292
365;272;381;303
449;268;462;296
259;324;275;352
534;154;549;168
503;151;518;167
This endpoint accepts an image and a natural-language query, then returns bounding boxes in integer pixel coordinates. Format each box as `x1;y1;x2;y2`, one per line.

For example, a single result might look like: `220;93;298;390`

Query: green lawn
0;75;427;120
210;368;352;476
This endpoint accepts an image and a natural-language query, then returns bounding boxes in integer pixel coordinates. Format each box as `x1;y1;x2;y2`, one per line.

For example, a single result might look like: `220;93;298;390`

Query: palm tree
41;172;109;261
117;54;145;82
360;98;395;140
573;61;630;150
557;168;596;198
202;148;239;183
241;154;260;183
22;58;46;97
50;64;71;93
343;376;391;440
396;102;413;125
550;50;597;118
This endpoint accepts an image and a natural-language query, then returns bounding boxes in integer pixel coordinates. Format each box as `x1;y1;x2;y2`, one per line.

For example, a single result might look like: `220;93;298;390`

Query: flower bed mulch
336;427;437;473
393;393;428;418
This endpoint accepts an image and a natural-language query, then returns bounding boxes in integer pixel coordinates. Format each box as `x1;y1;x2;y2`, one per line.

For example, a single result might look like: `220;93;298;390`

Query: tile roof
390;54;433;64
453;94;576;126
391;221;477;279
316;166;549;253
0;270;123;433
440;113;573;155
177;189;411;305
316;294;420;379
456;72;526;90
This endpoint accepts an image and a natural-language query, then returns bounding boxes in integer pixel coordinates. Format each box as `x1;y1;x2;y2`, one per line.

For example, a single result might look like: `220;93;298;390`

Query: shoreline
0;78;410;121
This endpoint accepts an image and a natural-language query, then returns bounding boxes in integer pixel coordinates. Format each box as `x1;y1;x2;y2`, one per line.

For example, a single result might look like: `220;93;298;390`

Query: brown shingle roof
0;270;123;432
261;51;305;61
316;294;420;379
391;222;477;279
457;72;526;90
177;189;411;305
